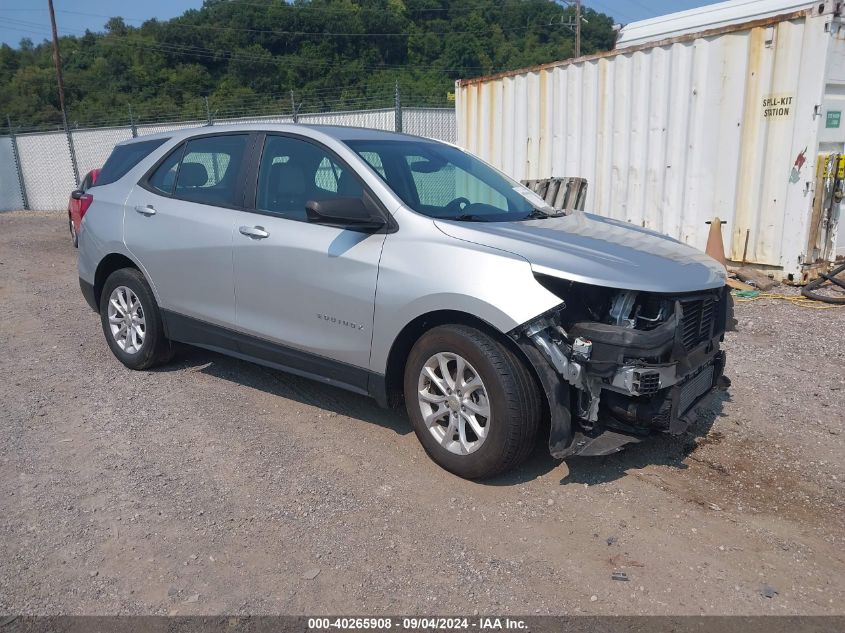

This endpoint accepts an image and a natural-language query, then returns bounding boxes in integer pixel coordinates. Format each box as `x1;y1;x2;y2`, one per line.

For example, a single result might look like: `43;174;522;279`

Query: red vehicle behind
68;168;100;247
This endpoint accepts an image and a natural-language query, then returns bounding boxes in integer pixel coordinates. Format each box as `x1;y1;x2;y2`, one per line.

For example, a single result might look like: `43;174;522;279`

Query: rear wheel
404;324;541;479
99;268;173;370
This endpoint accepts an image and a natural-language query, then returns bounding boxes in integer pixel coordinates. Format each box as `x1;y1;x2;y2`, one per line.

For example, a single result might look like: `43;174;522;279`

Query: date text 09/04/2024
307;617;528;630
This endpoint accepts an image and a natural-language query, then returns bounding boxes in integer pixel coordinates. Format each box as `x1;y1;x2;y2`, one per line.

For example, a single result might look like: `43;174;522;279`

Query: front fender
369;211;562;373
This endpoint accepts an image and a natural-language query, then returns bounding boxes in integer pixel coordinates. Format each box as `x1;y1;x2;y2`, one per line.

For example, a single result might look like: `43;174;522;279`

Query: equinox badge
316;313;365;331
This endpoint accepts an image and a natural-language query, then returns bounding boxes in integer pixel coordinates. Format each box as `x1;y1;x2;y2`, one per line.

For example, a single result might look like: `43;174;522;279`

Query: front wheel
403;324;542;479
99;267;173;370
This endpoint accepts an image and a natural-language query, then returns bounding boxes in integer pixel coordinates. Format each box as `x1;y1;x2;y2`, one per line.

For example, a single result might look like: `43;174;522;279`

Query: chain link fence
0;135;24;210
1;87;455;211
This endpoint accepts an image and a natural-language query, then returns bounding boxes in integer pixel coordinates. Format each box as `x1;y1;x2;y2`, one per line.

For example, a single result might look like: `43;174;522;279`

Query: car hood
434;211;726;293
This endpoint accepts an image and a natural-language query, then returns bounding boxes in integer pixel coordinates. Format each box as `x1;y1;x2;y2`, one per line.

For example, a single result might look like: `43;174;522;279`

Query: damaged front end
511;275;728;459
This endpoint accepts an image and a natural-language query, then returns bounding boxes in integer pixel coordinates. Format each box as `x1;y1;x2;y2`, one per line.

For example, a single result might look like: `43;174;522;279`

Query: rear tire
99;268;173;370
403;324;541;479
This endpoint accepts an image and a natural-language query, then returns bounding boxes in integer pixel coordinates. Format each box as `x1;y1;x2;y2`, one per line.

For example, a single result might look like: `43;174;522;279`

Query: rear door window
97;138;168;186
173;135;248;206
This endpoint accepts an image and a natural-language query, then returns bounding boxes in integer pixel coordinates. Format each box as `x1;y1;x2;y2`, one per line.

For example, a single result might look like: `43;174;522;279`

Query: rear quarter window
97;138;169;186
172;134;248;206
148;145;185;195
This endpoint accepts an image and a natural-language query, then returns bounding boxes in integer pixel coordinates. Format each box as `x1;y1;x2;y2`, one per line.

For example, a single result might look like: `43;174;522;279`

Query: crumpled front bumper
512;288;728;459
557;351;726;458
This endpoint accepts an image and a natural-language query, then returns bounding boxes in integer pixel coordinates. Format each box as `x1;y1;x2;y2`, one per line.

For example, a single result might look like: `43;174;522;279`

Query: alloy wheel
417;352;491;455
107;286;146;355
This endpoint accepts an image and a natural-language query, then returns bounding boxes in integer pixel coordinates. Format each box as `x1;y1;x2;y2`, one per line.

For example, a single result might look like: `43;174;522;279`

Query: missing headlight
608;290;673;331
532;274;674;332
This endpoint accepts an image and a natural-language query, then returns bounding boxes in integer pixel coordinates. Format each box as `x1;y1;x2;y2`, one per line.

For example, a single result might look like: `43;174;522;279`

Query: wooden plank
734;266;778;291
726;277;754;291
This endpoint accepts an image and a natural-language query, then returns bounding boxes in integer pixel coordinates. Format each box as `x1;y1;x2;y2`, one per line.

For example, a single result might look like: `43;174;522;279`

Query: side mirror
305;196;385;230
71;189;84;200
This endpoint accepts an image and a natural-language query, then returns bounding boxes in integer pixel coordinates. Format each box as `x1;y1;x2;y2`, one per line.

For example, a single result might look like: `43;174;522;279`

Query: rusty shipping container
456;0;845;282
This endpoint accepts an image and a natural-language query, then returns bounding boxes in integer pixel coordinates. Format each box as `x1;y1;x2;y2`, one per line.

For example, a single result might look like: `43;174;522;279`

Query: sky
0;0;725;48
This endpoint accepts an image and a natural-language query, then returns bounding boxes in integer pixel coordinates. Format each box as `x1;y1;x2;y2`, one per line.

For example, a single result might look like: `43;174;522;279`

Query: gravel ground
0;211;843;616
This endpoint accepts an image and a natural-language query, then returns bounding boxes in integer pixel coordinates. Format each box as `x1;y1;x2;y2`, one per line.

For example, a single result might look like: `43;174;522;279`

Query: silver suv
79;124;728;479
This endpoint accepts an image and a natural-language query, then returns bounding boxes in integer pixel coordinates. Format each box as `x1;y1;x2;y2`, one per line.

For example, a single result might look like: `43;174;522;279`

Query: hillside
0;0;616;129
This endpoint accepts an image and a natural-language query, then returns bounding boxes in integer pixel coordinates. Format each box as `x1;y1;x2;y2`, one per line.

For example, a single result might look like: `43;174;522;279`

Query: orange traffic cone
705;217;727;267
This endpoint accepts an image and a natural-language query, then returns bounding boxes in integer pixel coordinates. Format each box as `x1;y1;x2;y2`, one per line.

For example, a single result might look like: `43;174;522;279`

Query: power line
0;18;533;74
0;1;615;16
625;0;661;18
0;1;592;18
1;15;569;72
181;0;581;15
581;0;638;23
53;8;569;38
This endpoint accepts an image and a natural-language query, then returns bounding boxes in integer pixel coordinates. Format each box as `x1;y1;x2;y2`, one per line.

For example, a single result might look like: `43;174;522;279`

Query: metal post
394;81;403;133
128;103;138;138
290;90;299;123
7;116;30;210
204;96;214;126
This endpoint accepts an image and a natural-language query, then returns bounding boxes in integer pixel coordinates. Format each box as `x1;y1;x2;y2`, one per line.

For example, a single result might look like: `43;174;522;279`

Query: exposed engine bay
512;275;729;458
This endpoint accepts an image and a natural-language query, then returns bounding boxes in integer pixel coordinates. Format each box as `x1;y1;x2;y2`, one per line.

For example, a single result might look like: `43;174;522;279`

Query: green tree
0;0;618;129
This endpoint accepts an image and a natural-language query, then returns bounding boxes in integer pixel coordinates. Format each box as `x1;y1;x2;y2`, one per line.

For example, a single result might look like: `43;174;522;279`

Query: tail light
79;193;94;219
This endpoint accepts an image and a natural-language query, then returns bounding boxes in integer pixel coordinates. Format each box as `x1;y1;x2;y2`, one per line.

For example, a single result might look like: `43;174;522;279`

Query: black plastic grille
679;297;715;350
679;363;716;413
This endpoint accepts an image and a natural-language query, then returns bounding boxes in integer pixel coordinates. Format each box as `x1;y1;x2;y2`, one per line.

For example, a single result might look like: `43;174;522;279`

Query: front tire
404;324;541;479
99;268;172;370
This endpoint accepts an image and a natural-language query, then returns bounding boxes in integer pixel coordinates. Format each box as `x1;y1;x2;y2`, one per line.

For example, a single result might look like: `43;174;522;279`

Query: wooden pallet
521;177;588;213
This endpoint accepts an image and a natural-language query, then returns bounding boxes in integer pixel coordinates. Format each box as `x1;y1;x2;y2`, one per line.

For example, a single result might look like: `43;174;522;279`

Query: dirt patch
0;211;843;615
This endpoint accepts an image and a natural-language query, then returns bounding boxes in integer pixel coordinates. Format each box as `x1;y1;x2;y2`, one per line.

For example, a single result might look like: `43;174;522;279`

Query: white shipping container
456;0;845;282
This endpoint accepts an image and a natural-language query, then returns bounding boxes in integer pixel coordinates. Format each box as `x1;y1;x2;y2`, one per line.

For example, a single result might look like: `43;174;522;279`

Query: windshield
344;139;556;221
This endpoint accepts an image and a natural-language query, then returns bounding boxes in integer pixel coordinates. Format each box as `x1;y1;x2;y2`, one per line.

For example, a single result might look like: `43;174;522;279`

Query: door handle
134;204;156;216
239;225;270;239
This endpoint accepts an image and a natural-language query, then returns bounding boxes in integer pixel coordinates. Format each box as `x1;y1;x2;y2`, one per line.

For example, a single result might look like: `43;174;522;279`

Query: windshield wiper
525;208;563;219
451;213;490;222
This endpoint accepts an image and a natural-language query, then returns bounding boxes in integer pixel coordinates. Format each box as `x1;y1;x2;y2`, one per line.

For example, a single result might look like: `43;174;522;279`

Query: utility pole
47;0;68;120
48;0;79;185
575;0;582;58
